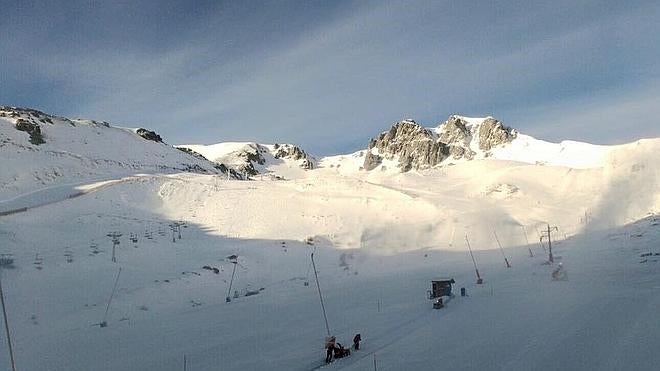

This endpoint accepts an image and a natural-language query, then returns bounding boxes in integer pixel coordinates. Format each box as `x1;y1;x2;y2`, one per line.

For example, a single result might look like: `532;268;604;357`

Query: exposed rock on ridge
273;143;315;170
364;120;449;172
477;117;516;151
136;128;163;143
363;115;516;172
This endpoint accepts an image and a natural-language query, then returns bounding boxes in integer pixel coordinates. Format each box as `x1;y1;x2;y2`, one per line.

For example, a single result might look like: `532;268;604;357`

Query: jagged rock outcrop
439;116;471;146
363;151;382;171
438;116;476;159
1;106;58;145
273;143;314;169
176;146;209;161
363;120;449;171
136;128;163;143
477;117;516;150
363;115;517;172
15;118;45;145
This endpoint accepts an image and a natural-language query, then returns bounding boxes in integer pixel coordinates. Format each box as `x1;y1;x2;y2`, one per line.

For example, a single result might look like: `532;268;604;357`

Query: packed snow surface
1;109;660;370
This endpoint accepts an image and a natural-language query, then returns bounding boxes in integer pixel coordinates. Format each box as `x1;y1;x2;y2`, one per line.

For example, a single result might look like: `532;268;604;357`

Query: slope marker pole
311;252;330;336
226;260;238;303
0;272;17;371
465;235;483;284
521;225;533;257
493;230;511;268
101;267;122;327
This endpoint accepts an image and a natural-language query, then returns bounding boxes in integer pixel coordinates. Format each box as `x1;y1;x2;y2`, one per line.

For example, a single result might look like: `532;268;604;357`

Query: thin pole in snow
373;353;378;371
465;235;483;284
449;225;455;247
521;226;533;257
102;267;122;327
0;272;17;371
311;252;330;336
226;261;238;303
183;354;187;371
493;230;511;268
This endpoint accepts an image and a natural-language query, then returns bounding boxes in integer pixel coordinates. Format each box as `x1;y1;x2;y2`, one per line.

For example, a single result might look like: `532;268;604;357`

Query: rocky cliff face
1;106;58;145
477;117;516;151
363;115;516;172
364;120;449;171
272;143;314;170
136;128;163;143
177;142;316;177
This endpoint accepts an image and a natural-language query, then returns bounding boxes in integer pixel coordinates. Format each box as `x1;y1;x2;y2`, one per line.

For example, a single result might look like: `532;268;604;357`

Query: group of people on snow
325;334;361;363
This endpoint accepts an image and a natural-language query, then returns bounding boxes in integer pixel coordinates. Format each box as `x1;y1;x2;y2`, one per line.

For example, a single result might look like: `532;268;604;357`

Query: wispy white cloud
1;0;659;154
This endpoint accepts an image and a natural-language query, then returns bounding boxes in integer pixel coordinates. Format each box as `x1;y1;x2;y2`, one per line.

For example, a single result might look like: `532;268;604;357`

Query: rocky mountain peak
476;117;516;151
272;143;314;170
438;115;472;146
363;115;518;172
364;119;448;171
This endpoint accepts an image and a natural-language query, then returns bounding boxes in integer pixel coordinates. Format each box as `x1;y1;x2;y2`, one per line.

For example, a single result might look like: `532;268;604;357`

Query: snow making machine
429;278;455;309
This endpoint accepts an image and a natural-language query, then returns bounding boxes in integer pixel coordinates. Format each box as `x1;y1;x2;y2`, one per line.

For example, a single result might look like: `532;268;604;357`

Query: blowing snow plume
591;139;660;228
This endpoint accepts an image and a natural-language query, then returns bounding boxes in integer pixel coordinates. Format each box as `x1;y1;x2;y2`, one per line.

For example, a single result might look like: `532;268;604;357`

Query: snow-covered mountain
177;142;315;179
1;106;660;371
357;115;613;172
0;106;229;199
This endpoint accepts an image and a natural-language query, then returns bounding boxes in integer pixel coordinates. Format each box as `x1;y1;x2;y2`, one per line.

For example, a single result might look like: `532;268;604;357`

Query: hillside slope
0;106;226;199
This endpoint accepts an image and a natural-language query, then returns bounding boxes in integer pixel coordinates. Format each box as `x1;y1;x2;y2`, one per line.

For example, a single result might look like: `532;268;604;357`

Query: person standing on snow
353;333;361;350
325;338;336;363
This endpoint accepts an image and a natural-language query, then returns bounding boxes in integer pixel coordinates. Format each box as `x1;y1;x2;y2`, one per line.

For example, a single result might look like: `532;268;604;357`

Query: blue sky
1;0;659;154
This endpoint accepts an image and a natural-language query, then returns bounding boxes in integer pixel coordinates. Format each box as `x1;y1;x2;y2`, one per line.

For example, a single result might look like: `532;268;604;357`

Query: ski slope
1;108;660;370
0;146;659;370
